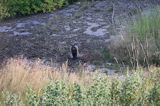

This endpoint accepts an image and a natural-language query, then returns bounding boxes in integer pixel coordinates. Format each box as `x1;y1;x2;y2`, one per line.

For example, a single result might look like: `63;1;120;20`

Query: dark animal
71;44;79;59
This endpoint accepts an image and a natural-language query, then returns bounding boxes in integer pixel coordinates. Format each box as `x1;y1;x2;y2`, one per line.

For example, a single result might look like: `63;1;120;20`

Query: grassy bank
0;58;160;105
109;7;160;67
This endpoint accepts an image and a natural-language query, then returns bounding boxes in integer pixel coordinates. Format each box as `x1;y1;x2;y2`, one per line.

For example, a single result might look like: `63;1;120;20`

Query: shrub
26;81;83;105
1;92;23;106
1;58;160;105
149;83;160;105
120;72;143;105
26;88;39;106
6;0;68;16
86;76;112;105
0;3;10;20
24;68;160;105
1;68;160;105
110;79;122;105
0;0;78;19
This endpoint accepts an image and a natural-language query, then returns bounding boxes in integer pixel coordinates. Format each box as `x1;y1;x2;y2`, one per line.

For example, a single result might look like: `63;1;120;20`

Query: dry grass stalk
0;57;91;94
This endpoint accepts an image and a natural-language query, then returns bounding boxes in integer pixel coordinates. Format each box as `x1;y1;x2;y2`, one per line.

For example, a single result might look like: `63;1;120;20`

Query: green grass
129;7;160;66
131;7;160;49
109;7;160;67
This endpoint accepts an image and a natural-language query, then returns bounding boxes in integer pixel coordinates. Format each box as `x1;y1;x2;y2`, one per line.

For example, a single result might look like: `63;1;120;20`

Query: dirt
0;0;159;71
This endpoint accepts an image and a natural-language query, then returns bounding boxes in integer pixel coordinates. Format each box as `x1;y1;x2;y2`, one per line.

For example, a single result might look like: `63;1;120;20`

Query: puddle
13;31;32;36
84;22;109;36
58;5;79;17
30;20;46;26
16;21;46;29
16;23;26;28
64;25;71;31
95;1;107;9
0;26;12;32
73;28;80;32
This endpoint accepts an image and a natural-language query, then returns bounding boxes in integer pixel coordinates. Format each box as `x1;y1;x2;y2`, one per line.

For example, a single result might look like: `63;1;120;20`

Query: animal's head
71;42;78;47
71;42;79;50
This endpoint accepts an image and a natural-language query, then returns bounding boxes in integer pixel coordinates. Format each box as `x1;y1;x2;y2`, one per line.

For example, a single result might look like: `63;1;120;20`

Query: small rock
84;22;109;36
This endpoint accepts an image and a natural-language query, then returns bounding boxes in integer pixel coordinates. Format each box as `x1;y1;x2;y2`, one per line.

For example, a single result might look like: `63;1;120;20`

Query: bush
0;0;78;19
86;76;112;105
0;3;10;20
26;81;83;105
17;68;160;105
6;0;68;16
149;82;160;105
1;66;160;105
109;7;160;67
1;92;23;106
120;72;143;105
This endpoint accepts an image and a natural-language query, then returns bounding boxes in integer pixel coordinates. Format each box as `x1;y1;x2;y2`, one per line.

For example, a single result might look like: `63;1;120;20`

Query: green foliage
26;88;39;106
0;0;78;19
38;81;83;105
149;82;160;105
0;3;10;20
86;76;112;105
1;92;23;106
1;68;160;105
101;49;114;62
129;7;160;66
110;79;122;105
121;72;142;105
131;7;160;49
5;0;68;16
26;68;160;105
41;81;67;105
28;68;160;106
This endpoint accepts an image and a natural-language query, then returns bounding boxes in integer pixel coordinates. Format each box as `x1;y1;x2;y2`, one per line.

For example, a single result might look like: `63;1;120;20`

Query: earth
0;0;159;73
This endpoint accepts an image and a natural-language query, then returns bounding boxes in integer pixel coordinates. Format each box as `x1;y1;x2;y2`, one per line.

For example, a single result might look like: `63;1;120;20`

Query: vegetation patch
0;3;10;20
109;7;160;67
0;0;78;19
0;58;160;105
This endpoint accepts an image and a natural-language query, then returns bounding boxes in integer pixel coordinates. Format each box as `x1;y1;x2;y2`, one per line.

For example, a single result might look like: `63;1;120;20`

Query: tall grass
0;58;160;105
0;57;91;95
109;7;160;67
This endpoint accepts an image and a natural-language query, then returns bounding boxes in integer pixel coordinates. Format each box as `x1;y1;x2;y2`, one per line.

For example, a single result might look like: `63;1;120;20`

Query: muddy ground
0;0;159;71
